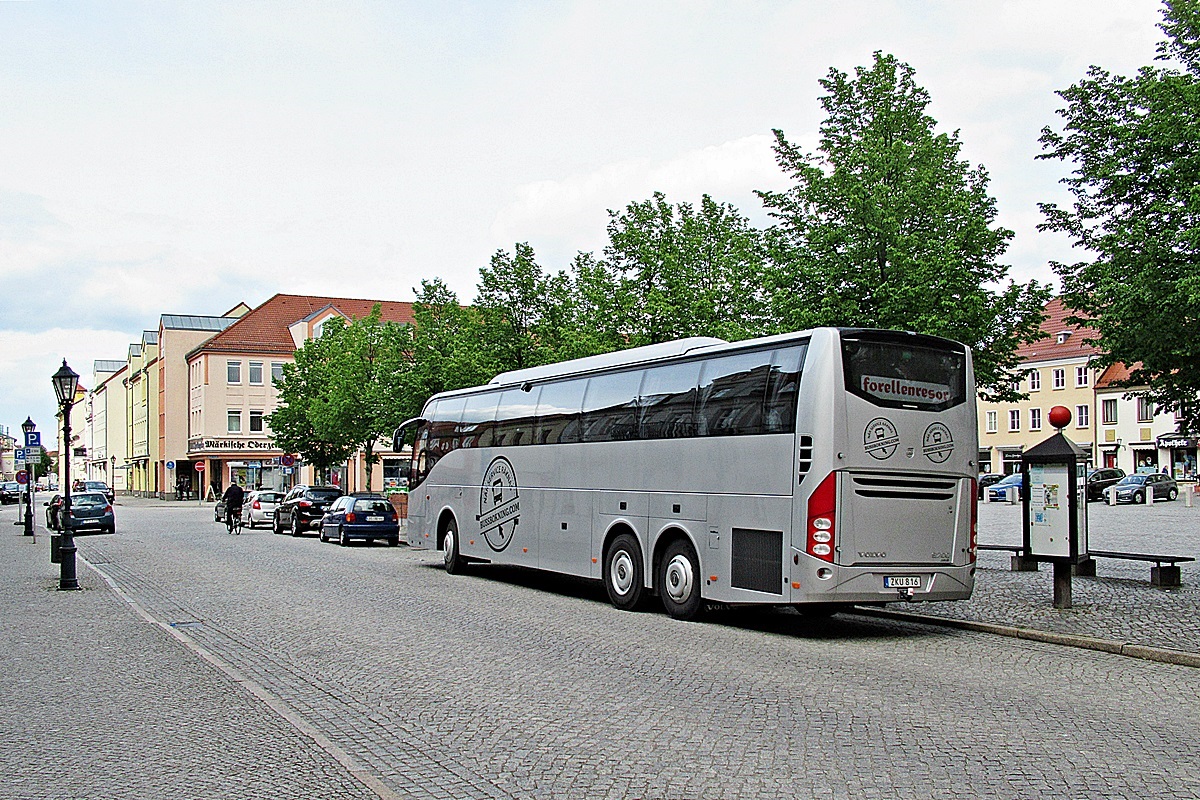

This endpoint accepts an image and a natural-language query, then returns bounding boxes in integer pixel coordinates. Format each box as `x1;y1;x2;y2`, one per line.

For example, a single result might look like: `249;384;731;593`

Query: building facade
123;332;161;496
185;294;416;498
86;360;126;486
1095;363;1198;480
977;298;1101;474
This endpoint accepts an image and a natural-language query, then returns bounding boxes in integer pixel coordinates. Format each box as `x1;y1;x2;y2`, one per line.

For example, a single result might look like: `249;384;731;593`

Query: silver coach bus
396;327;977;620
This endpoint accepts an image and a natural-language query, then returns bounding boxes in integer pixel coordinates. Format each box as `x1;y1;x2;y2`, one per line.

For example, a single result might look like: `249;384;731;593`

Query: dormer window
1056;331;1071;345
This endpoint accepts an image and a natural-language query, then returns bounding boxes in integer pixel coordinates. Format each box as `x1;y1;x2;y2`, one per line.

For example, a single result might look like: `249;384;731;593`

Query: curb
850;606;1200;669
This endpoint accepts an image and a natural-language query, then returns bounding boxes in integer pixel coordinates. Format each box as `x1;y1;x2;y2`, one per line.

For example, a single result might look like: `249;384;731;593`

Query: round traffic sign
166;460;175;470
280;454;296;467
15;470;29;485
194;463;205;472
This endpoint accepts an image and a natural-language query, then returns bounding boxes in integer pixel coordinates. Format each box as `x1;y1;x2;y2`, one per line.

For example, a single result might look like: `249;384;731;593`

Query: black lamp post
21;417;35;537
52;359;80;591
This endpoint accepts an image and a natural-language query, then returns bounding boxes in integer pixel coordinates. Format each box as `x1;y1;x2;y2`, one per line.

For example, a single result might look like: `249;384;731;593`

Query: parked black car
82;481;115;503
1110;473;1179;504
976;473;1004;499
0;481;20;504
273;485;343;536
1086;467;1127;501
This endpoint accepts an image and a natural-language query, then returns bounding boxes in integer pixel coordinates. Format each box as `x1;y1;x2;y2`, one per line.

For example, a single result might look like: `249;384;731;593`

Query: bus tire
659;538;703;621
604;533;645;611
443;518;464;574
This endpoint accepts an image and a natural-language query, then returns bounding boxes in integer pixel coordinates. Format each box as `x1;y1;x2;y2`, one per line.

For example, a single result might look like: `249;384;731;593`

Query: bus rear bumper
795;564;975;605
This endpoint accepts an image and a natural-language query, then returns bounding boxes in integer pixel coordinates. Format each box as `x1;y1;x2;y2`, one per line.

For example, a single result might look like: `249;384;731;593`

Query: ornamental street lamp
52;359;80;591
21;417;35;537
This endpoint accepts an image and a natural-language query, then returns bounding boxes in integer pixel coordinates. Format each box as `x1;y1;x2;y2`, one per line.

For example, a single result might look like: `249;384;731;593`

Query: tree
602;192;772;345
475;243;573;371
759;51;1049;400
268;333;356;481
1039;0;1200;432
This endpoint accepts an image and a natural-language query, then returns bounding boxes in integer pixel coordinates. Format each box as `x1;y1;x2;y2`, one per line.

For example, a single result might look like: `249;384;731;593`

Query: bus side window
639;361;700;439
495;387;540;447
429;397;466;456
410;423;431;487
698;352;771;437
535;380;585;445
581;370;644;442
763;345;806;434
459;392;499;449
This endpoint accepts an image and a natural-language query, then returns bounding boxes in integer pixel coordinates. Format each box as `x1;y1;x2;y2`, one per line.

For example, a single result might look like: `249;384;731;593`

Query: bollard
1186;484;1196;508
1007;486;1018;505
1146;484;1155;505
1107;485;1117;505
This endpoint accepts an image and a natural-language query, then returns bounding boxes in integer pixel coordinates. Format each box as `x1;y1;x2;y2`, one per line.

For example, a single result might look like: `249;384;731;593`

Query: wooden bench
1078;550;1196;588
977;544;1039;572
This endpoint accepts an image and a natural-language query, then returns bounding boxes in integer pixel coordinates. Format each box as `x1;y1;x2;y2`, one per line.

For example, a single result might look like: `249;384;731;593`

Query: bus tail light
969;479;978;563
806;472;837;563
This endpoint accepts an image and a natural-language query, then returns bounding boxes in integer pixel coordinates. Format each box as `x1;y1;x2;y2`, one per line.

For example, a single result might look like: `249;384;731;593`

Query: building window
227;361;241;384
227;410;242;434
271;362;285;385
1028;370;1041;391
1076;404;1090;428
249;361;263;385
1075;366;1089;387
1102;398;1118;425
1052;368;1065;389
1011;380;1021;394
1030;408;1042;431
1009;409;1020;432
249;410;264;433
986;411;997;434
1137;397;1155;423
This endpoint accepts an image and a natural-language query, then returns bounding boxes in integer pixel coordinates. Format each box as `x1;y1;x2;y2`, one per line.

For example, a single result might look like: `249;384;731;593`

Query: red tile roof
1015;297;1101;362
1095;362;1143;389
188;294;416;357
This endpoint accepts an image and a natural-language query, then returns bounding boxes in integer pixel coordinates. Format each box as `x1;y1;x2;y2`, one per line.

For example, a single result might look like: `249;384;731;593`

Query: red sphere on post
1048;405;1072;430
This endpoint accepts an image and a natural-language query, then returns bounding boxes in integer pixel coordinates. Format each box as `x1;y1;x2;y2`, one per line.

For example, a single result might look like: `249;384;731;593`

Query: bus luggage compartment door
836;472;966;566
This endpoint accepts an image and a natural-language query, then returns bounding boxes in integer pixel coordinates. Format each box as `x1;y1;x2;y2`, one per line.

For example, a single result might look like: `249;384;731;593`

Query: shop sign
188;437;277;453
1157;436;1197;449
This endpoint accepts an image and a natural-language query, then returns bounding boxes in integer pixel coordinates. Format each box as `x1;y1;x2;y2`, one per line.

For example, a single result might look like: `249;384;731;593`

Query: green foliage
268;334;356;477
601;192;772;345
759;51;1049;400
1039;0;1200;432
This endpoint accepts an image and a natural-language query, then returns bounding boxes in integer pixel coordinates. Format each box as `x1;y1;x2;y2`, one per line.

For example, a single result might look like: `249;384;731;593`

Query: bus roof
488;336;727;387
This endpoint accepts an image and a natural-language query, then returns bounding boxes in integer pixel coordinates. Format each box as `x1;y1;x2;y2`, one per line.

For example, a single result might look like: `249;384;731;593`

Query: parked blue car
319;495;400;546
46;491;115;533
987;473;1024;502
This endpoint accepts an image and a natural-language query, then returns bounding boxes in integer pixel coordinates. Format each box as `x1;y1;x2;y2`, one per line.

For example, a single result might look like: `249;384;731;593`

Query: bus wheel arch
654;529;704;621
602;524;646;611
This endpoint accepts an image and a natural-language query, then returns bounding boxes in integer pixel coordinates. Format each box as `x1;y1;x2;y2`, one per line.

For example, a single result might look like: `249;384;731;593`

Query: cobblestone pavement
2;498;1199;799
893;499;1200;654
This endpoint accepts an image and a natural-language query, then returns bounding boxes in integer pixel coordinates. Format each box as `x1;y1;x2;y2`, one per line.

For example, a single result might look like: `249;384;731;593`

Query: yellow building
977;298;1101;475
124;331;160;496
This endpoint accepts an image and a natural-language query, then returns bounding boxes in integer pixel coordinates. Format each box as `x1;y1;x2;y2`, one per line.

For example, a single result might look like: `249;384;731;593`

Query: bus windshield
841;332;967;412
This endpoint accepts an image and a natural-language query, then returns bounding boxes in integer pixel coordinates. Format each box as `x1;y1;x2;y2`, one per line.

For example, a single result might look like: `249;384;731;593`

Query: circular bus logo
922;422;954;463
477;456;521;552
864;418;900;459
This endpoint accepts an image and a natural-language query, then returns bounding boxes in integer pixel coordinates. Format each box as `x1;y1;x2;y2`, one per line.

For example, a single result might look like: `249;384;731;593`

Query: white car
241;490;284;529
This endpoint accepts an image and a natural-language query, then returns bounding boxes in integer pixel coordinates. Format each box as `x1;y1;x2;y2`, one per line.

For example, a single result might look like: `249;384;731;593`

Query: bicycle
226;505;244;535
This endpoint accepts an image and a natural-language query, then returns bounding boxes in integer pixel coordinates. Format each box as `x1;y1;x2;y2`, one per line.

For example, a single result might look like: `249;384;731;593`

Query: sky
0;0;1168;446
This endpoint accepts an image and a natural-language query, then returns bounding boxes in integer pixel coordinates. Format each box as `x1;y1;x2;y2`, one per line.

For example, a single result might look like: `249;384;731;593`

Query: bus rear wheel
604;533;645;611
443;518;464;574
659;538;703;621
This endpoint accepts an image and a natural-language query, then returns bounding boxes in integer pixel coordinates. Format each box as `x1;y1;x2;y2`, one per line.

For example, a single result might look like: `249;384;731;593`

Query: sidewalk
883;499;1200;664
0;511;379;800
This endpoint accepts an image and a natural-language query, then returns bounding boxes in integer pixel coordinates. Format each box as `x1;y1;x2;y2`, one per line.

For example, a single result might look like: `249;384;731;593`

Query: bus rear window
841;333;967;411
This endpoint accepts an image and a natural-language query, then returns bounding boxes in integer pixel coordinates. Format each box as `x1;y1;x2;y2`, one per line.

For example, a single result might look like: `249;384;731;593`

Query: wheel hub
444;530;456;566
610;550;635;596
664;554;694;603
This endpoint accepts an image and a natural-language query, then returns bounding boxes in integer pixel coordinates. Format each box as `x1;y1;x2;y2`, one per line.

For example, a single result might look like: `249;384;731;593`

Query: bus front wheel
604;533;645;611
443;519;464;574
659;538;703;621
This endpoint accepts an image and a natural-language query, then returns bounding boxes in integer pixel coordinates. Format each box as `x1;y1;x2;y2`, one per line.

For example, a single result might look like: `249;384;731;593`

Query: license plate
367;515;384;522
884;576;921;589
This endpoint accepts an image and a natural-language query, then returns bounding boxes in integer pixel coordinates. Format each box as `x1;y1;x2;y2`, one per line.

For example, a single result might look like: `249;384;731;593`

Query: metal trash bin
50;534;62;564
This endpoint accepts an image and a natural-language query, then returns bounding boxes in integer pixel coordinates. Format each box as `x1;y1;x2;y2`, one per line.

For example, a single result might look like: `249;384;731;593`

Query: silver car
241;490;284;529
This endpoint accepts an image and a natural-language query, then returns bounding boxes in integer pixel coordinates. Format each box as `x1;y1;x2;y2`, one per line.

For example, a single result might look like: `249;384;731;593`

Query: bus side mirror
393;417;423;451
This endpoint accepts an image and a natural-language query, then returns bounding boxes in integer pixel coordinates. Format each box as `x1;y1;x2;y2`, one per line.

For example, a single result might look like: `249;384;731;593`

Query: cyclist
222;480;246;534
